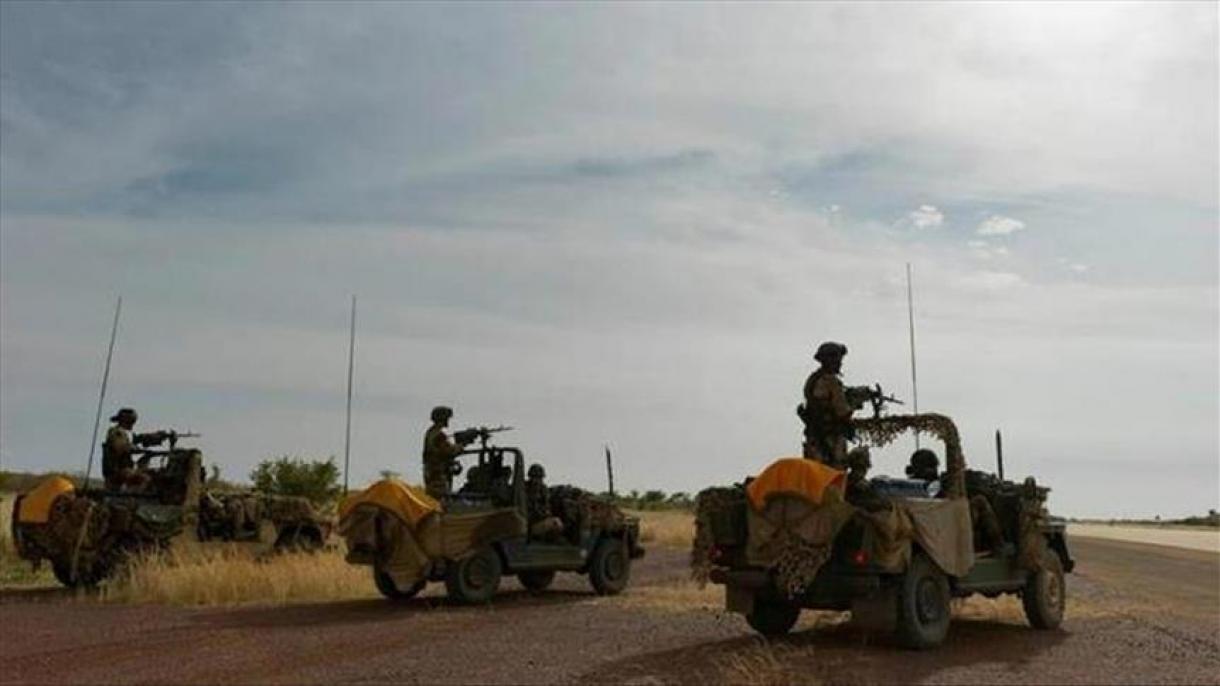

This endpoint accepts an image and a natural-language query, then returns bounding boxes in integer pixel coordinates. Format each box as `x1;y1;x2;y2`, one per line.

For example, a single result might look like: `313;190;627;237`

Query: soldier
905;449;940;482
421;406;474;499
844;446;888;511
101;408;167;491
800;342;858;467
525;463;564;540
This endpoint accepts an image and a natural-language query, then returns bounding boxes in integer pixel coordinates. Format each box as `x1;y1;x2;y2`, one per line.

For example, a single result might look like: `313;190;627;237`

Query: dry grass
100;543;379;607
719;644;820;686
634;509;694;549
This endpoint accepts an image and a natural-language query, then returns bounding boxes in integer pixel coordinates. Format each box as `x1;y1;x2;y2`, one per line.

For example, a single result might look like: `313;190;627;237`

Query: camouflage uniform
102;422;163;490
802;369;853;466
422;424;461;499
844;447;888;511
526;465;564;539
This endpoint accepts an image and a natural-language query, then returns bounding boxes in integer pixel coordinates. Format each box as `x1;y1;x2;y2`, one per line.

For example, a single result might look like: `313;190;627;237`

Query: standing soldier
102;407;167;490
799;342;858;467
421;406;473;499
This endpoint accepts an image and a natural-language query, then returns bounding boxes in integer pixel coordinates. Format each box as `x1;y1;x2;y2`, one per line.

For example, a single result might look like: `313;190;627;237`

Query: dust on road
1;540;1217;685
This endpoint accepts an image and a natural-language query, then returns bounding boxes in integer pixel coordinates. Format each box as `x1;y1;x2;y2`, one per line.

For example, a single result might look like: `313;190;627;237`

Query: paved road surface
1;539;1217;684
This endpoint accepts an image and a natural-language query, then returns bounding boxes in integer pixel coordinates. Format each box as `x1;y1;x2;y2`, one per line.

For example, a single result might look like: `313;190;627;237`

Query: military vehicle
694;411;1073;649
10;435;332;587
341;427;645;604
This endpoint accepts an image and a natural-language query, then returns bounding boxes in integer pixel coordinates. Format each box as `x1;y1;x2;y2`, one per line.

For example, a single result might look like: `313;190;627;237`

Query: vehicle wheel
518;570;556;593
896;552;951;650
588;538;631;596
445;546;502;604
374;567;425;601
52;560;80;588
275;526;323;553
746;596;800;638
1022;552;1065;630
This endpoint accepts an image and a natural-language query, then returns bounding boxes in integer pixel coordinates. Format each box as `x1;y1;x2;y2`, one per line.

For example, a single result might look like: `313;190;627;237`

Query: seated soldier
905;448;940;482
102;407;167;491
525;464;565;540
845;447;889;512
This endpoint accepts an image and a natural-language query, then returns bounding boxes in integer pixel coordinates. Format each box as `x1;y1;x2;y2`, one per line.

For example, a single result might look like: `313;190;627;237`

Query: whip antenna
83;296;122;490
906;263;920;450
343;295;357;495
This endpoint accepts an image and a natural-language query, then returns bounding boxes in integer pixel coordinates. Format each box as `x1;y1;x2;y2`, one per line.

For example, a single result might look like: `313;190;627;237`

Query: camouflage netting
547;485;627;533
690;486;747;586
748;492;855;598
851;413;965;497
773;537;833;598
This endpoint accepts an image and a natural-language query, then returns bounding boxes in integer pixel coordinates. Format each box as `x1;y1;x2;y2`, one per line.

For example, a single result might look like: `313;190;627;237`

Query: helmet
110;407;138;423
814;342;848;363
906;449;940;479
430;406;453;422
527;464;545;480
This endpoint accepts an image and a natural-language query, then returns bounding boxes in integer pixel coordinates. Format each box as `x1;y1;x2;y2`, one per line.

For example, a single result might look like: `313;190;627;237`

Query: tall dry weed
635;509;694;549
102;544;378;606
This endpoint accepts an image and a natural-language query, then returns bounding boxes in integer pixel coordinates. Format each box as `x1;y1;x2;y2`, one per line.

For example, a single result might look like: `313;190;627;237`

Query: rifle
136;430;201;464
454;425;514;448
846;384;904;419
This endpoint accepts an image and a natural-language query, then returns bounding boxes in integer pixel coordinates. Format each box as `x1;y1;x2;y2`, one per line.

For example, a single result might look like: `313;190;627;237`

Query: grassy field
0;508;699;606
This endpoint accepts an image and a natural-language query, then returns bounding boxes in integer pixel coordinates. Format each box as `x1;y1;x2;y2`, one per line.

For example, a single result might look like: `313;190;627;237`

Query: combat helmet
814;341;848;363
527;464;545;480
111;407;138;424
430;406;453;422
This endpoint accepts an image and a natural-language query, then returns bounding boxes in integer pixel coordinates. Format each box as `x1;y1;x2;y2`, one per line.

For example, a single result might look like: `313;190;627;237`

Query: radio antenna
906;263;920;450
343;295;357;495
83;296;122;490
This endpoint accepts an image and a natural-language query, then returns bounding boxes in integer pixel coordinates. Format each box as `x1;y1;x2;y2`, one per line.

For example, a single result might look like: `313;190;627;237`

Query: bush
250;457;341;506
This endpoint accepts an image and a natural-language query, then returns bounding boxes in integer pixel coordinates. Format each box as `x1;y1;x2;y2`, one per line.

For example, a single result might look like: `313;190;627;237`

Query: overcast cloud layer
1;2;1216;518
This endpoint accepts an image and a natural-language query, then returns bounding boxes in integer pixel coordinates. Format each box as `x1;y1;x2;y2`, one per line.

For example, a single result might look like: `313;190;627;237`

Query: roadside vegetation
101;544;378;606
1070;510;1219;529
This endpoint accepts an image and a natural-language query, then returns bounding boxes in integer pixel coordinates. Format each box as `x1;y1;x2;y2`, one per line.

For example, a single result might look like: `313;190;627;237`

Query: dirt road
2;539;1217;685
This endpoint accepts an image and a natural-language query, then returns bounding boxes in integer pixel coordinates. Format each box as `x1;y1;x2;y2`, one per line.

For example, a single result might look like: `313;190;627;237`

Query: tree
251;456;341;506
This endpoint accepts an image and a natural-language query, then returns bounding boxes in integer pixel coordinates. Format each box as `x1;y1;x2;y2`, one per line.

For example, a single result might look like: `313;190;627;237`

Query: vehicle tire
518;570;556;593
1022;552;1065;630
445;546;502;604
51;560;79;588
275;526;323;553
588;538;631;596
746;596;800;638
896;552;952;650
374;567;425;601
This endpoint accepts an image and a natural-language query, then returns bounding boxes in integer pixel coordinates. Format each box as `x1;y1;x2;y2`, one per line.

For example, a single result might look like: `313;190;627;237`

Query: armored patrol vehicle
341;428;645;604
10;436;331;587
694;412;1073;649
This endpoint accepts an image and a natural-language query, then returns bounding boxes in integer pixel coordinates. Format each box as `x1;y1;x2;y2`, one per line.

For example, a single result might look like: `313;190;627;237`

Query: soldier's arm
814;377;854;420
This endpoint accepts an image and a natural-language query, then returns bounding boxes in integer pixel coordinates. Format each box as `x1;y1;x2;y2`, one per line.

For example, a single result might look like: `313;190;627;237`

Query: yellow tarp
746;458;846;511
339;479;440;526
16;476;75;524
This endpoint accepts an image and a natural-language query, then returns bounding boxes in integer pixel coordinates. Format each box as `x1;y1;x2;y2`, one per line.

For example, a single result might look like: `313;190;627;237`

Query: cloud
0;3;1216;518
957;270;1025;290
977;215;1027;236
907;205;945;229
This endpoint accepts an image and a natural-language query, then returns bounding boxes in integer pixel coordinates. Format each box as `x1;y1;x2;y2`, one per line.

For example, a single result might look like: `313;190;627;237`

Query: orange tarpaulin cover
746;458;846;511
16;476;75;524
339;479;441;526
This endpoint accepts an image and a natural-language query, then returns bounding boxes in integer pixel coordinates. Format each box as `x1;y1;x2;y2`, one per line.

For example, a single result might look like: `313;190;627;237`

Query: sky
1;2;1216;518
